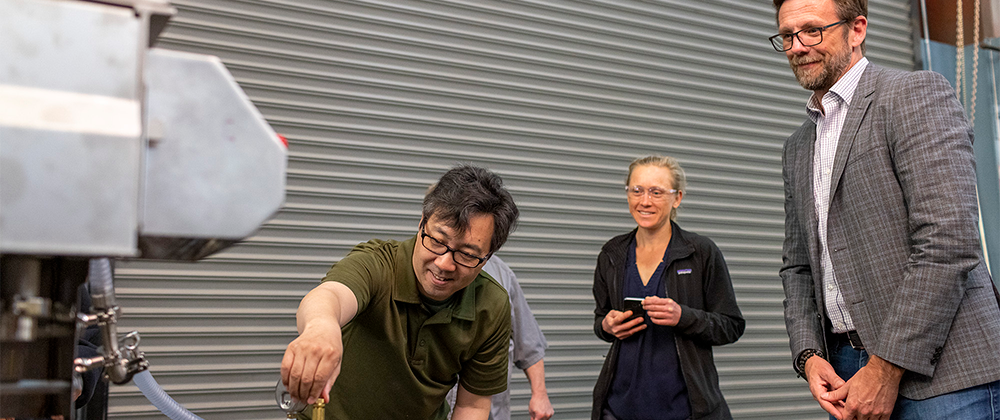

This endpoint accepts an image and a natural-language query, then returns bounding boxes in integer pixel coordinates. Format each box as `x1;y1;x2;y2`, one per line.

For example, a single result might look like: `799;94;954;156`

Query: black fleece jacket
591;223;745;420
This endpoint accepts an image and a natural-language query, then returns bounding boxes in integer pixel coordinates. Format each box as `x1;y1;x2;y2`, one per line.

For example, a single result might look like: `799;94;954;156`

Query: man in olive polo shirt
281;165;520;420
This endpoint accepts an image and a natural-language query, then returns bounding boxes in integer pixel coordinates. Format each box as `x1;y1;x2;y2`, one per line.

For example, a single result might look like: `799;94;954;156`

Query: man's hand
523;360;554;420
803;354;847;418
280;281;359;405
602;310;646;339
528;391;554;420
821;355;903;420
643;296;681;326
280;318;342;404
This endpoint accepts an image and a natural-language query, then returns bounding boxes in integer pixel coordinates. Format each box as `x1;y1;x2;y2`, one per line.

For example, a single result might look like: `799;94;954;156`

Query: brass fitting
312;398;325;419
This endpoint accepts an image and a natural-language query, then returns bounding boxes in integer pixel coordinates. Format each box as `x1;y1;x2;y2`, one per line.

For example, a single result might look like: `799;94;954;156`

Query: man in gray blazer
772;0;1000;419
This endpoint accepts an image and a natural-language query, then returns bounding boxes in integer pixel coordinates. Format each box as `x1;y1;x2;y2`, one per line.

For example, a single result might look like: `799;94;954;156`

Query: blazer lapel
829;65;879;201
794;125;822;272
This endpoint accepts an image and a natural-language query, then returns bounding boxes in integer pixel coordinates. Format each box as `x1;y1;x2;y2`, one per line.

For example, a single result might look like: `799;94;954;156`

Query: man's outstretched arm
280;281;359;404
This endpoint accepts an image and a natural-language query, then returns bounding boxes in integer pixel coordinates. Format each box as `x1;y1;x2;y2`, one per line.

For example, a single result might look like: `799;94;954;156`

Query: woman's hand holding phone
602;297;648;339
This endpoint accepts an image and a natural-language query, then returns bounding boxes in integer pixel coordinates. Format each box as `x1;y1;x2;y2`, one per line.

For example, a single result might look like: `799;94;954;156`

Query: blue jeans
828;338;1000;420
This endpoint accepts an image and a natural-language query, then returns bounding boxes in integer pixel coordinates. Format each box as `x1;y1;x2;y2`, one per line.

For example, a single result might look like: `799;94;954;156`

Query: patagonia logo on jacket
677;268;692;275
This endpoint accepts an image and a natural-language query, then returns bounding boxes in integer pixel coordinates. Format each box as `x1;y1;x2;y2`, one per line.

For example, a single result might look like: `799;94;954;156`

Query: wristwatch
795;348;826;377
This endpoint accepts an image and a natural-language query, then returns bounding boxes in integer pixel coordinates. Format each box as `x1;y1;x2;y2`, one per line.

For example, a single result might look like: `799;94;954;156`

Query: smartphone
623;297;645;322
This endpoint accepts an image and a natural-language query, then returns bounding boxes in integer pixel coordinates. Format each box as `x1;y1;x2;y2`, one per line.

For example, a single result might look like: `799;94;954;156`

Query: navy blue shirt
607;240;691;420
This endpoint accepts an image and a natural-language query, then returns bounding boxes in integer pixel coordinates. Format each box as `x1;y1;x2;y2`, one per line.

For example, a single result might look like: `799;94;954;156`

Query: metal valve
275;379;307;418
74;327;149;385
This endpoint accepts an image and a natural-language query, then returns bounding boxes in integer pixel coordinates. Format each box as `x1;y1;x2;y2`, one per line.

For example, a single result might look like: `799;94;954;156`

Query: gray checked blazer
779;62;1000;400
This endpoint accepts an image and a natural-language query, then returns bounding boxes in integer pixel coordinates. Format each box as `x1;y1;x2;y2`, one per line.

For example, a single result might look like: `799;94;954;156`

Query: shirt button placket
412;333;427;365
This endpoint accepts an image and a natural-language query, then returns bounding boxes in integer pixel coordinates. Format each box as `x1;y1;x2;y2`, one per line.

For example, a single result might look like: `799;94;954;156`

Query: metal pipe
920;0;933;71
1;256;44;342
87;258;132;383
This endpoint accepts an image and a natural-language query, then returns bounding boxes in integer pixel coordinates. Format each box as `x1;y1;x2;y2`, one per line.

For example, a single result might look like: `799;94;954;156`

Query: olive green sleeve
321;239;396;314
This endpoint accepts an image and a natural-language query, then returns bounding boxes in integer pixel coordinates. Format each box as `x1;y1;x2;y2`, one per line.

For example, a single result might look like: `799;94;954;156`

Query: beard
789;39;852;91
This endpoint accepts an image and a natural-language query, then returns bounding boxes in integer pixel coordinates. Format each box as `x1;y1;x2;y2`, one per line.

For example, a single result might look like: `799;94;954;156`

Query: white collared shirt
806;57;869;334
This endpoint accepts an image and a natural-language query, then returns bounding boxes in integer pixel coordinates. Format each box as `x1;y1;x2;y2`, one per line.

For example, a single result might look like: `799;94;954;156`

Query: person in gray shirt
448;256;554;420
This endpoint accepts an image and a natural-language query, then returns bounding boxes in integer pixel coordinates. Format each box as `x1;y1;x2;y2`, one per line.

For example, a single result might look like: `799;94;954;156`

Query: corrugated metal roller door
110;0;914;418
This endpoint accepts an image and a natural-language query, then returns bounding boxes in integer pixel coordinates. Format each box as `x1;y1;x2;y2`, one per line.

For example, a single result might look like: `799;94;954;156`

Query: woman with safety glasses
591;155;745;420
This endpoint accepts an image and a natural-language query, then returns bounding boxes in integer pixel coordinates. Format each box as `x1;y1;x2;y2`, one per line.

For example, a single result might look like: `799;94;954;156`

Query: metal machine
0;0;287;417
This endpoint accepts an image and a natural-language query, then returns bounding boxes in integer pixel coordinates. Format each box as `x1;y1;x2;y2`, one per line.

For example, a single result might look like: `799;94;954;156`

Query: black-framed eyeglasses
769;19;849;52
420;229;488;268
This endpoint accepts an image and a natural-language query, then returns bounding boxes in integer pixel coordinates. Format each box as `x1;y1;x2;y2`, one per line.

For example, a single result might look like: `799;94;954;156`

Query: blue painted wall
919;39;1000;280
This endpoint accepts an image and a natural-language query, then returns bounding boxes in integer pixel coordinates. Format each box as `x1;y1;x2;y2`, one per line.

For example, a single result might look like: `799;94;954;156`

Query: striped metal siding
110;0;914;418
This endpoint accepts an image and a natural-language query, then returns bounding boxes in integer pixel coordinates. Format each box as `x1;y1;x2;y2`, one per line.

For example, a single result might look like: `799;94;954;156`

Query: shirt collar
393;235;481;321
806;57;869;122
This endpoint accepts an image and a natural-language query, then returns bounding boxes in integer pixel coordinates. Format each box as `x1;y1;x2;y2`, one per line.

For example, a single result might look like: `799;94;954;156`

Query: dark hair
773;0;867;52
421;165;519;255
